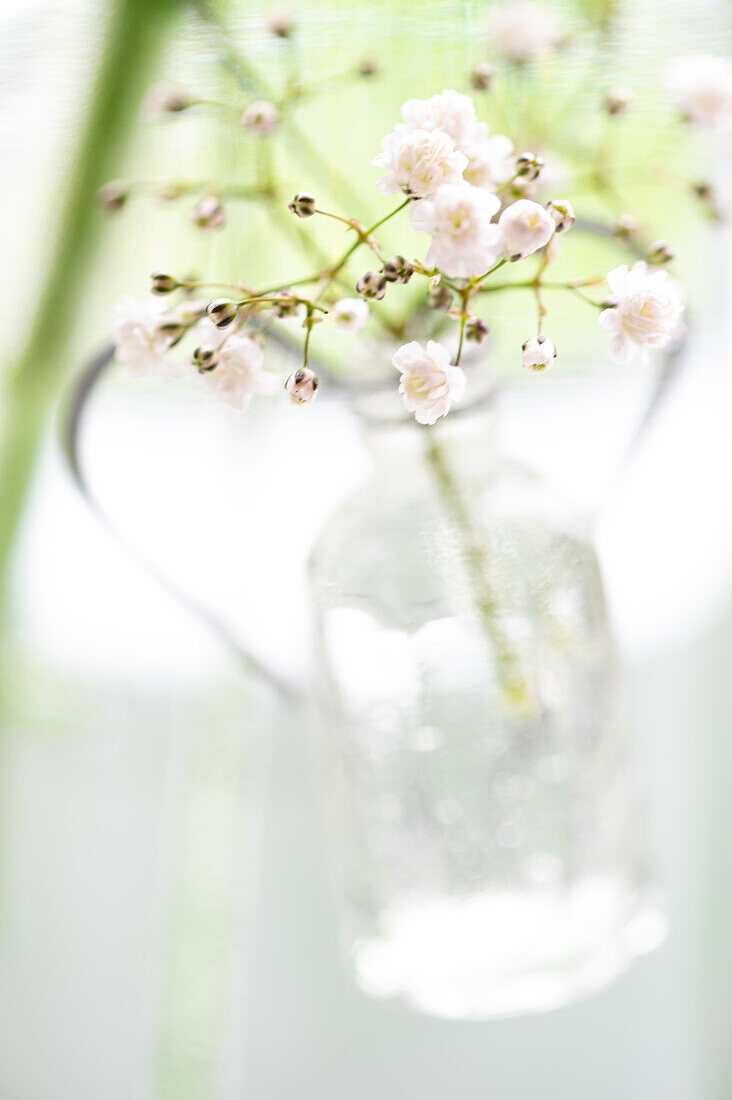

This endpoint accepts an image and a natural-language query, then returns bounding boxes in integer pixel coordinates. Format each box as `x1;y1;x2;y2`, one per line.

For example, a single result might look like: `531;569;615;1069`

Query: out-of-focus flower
198;334;278;411
372;128;467;198
598;261;685;364
191;196;225;229
488;2;563;64
411;183;503;278
356;271;387;300
522;334;556;371
333;298;370;332
144;82;191;116
266;7;294;37
499;198;555;259
241;100;281;134
285;367;319;405
667;54;732;131
545;198;575;233
462;134;515;192
603;85;635;116
112;297;181;379
392;339;466;424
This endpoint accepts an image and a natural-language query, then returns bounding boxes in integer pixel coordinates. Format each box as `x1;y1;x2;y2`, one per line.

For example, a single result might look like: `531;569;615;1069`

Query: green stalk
0;0;182;616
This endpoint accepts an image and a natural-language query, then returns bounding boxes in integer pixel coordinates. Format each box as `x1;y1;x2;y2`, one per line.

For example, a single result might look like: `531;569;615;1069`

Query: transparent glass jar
309;401;665;1019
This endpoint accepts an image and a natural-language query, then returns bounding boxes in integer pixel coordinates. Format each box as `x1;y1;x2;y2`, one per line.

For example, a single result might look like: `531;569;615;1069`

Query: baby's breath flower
598;261;684;364
646;240;675;266
462;134;515;193
488;2;563;64
411;183;503;278
144;83;190;116
371;128;467;198
266;7;294;37
667;54;732;132
150;271;179;295
603;85;635;116
358;58;378;77
399;88;488;147
515;152;544;181
470;63;496;91
191;196;225;229
522;334;556;372
285;367;319;405
193;345;219;372
111;297;181;379
426;283;454;312
272;290;300;318
198;334;278;411
499;198;555;260
393;340;466;425
382;255;414;283
333;297;370;332
241;100;281;134
466;317;490;344
356;271;387;300
545;198;575;233
288;192;316;217
207;298;239;328
97;180;128;213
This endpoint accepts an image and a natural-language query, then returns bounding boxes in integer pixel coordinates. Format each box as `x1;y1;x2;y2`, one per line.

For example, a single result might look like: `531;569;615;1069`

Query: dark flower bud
465;317;490;344
191;196;225;229
356;271;387;300
426;283;453;312
470;63;495;91
193;345;220;372
97;180;128;213
150;272;179;295
358;58;378;77
288;192;316;218
382;255;414;283
207;298;238;328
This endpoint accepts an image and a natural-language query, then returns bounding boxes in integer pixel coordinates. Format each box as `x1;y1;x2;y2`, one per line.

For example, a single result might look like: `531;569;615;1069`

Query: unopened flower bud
191;196;225;229
288;192;316;218
150;271;179;295
97;180;128;213
470;63;495;91
545;198;575;233
522;334;557;372
426;283;453;312
516;152;544;181
157;321;186;347
603;85;635;115
382;255;414;283
266;7;294;37
144;82;191;116
358;58;378;77
612;213;640;239
193;345;219;372
241;100;280;135
285;366;319;406
356;271;387;300
466;317;490;344
207;298;238;328
646;239;675;265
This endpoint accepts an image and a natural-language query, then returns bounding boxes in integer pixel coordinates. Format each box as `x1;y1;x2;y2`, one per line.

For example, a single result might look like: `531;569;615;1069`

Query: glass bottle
309;399;665;1019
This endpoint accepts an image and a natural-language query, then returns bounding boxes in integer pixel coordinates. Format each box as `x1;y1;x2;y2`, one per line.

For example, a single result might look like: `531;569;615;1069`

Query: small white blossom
666;54;732;132
392;339;466;425
333;297;370;333
372;128;467;198
411;183;503;278
488;2;563;64
198;334;278;411
241;100;281;134
462;134;515;192
522;334;556;372
498;198;555;260
598;261;684;365
112;297;180;379
399;89;488;148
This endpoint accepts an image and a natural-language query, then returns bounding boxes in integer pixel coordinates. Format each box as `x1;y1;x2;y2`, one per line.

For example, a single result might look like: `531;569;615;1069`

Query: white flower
411;183;503;278
498;198;555;259
488;2;563;64
666;54;732;132
598;261;685;365
392;339;466;425
193;315;235;349
112;296;180;379
399;89;488;148
333;297;370;333
199;334;278;411
462;134;515;192
241;100;281;134
522;334;556;372
372;128;467;198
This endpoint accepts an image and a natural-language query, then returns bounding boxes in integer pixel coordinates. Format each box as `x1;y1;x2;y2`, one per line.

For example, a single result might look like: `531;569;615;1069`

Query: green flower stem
424;433;537;717
0;0;182;616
